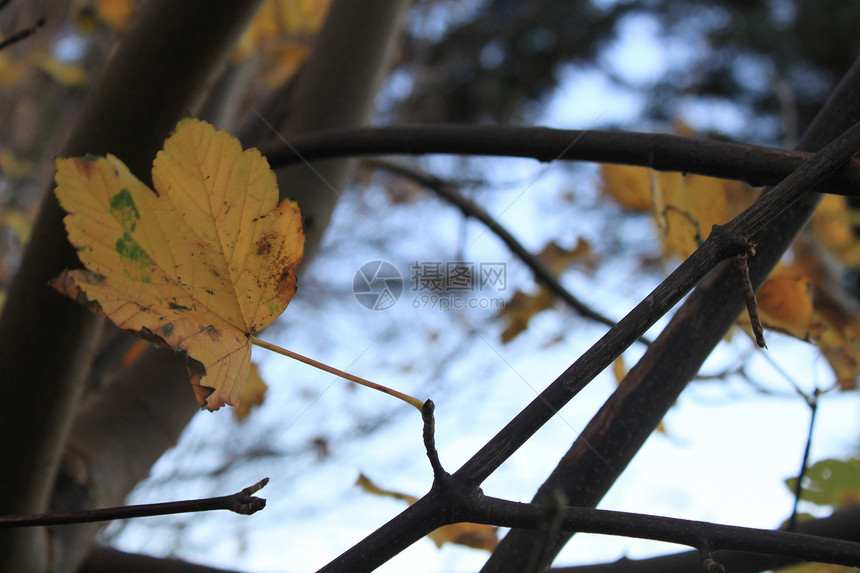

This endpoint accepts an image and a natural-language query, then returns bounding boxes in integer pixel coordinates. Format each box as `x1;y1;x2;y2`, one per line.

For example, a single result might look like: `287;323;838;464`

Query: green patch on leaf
116;232;153;282
110;188;141;232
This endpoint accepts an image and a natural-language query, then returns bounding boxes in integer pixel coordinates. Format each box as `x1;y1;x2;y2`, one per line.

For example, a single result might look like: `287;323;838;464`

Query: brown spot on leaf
202;324;221;341
276;268;297;298
255;233;275;256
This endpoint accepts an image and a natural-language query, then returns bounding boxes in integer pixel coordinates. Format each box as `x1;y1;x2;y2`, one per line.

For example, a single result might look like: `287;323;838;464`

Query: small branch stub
700;545;726;573
733;245;767;348
702;555;726;573
231;477;270;515
422;399;448;480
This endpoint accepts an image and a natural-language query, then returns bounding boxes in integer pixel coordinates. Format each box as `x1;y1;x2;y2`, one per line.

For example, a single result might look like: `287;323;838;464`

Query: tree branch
80;546;246;573
467;497;860;570
0;15;44;51
263;125;860;196
319;95;860;573
549;504;860;573
482;53;860;572
0;479;268;527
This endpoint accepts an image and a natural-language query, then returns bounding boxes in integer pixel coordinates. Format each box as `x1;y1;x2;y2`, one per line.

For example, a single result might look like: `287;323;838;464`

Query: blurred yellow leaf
0;205;32;245
96;0;136;29
755;270;816;340
816;323;860;390
652;172;756;260
356;473;417;504
0;148;35;179
427;522;499;552
811;195;860;268
234;362;268;420
34;54;88;87
538;238;596;273
356;473;498;551
74;0;137;31
496;288;555;344
51;117;305;410
494;239;594;344
611;355;626;384
0;52;29;87
600;164;652;211
766;238;860;389
235;0;333;86
652;172;728;260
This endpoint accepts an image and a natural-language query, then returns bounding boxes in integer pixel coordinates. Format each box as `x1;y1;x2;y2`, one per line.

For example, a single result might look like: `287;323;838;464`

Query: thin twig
0;479;269;527
363;158;645;340
788;389;820;531
0;16;45;52
263;125;860;197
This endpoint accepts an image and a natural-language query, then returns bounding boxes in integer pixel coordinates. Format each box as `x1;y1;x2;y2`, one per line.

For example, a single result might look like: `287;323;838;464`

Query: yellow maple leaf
52;117;304;410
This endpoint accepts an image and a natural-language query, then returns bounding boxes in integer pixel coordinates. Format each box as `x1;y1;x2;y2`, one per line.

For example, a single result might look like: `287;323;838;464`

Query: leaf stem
249;335;424;411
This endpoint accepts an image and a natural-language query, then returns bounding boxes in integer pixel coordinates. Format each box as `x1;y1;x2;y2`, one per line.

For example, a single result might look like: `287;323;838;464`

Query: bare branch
264;125;860;196
469;496;860;570
0;15;44;51
0;479;268;528
549;505;860;573
80;546;246;573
